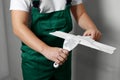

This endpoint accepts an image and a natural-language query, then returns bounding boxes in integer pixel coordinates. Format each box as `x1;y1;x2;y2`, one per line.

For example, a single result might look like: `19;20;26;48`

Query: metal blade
77;36;116;54
50;31;116;54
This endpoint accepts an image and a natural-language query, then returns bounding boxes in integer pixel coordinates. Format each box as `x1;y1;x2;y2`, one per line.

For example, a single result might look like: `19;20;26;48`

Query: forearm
13;24;49;54
71;4;101;40
71;4;98;30
78;12;98;30
11;10;49;55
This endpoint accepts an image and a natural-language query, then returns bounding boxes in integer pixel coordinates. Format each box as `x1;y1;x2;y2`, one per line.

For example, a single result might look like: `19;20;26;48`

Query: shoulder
10;0;31;12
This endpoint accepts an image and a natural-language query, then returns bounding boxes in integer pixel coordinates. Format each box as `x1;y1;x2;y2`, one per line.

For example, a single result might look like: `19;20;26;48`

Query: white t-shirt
10;0;82;13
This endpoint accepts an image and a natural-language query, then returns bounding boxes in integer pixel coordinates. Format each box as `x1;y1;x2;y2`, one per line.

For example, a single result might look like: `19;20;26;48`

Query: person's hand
83;28;102;41
42;46;69;65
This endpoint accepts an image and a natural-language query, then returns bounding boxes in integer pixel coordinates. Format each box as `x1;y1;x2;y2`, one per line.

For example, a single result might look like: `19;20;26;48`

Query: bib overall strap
32;0;72;8
32;0;40;8
66;0;72;5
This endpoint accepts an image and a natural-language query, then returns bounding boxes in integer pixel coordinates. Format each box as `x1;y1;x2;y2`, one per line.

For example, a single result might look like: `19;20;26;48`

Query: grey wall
0;0;22;80
72;0;120;80
0;0;9;79
0;0;120;80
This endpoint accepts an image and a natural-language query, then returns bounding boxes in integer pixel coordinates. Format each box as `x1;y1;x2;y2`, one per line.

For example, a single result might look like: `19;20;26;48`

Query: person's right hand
42;46;69;65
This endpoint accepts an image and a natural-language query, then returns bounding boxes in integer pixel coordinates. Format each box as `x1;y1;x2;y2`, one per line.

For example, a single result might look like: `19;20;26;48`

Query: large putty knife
50;31;116;68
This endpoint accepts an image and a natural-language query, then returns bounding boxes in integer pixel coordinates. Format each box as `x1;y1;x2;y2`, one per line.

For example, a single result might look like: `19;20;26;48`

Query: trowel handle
53;37;79;68
53;47;68;68
53;62;59;68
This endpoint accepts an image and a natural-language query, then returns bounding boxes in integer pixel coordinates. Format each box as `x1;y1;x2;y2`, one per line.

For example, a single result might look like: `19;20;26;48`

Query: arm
11;10;48;54
11;10;68;65
71;3;102;41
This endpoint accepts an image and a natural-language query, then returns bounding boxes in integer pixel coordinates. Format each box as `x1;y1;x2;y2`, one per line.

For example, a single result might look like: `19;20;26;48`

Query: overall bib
21;0;73;80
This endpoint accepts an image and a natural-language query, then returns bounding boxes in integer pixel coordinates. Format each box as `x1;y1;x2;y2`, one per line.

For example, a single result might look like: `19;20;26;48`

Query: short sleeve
71;0;82;5
9;0;31;12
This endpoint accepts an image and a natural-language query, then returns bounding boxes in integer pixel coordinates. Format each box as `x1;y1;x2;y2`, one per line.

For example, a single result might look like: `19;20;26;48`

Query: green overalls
21;0;73;80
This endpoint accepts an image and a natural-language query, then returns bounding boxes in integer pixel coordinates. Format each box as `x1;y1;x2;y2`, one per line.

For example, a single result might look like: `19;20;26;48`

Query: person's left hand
83;28;102;41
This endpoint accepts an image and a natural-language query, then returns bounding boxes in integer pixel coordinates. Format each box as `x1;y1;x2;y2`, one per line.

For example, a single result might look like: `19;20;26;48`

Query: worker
10;0;101;80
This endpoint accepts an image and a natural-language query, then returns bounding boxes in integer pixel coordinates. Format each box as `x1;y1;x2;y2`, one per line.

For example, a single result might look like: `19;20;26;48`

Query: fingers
96;31;102;41
92;31;102;41
83;29;102;41
83;31;95;39
55;48;69;65
56;57;66;65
